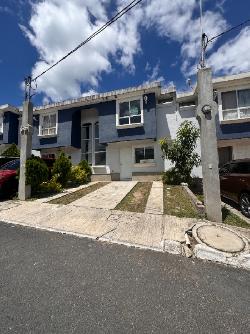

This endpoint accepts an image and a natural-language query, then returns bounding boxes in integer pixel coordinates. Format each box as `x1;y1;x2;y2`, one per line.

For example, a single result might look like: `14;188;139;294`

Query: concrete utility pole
196;68;222;223
18;78;33;200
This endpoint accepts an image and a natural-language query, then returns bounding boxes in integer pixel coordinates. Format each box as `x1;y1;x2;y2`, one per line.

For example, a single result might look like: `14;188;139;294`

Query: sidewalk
0;181;249;269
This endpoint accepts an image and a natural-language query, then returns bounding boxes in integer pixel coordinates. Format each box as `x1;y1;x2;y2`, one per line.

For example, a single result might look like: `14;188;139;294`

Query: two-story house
1;71;249;180
0;105;19;154
31;82;164;180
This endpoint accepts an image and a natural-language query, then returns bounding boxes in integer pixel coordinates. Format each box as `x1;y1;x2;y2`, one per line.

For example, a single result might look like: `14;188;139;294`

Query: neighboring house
2;71;250;180
0;105;19;155
214;72;250;166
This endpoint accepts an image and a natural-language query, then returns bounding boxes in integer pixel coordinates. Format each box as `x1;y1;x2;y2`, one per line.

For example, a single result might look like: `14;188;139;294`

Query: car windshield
0;159;20;170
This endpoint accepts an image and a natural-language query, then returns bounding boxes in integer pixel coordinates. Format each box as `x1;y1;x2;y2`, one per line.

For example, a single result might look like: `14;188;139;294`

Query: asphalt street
0;221;249;334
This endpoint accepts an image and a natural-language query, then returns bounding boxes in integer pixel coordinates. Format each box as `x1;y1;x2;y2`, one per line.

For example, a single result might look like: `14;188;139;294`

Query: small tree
52;152;72;187
2;143;20;157
160;121;201;184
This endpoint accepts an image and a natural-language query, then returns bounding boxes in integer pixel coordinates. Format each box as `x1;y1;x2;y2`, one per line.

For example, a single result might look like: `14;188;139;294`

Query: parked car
0;157;55;199
0;159;20;198
219;159;250;218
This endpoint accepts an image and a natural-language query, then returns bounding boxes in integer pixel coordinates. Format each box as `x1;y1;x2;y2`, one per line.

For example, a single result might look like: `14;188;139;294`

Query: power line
31;0;144;83
198;18;250;69
208;18;250;43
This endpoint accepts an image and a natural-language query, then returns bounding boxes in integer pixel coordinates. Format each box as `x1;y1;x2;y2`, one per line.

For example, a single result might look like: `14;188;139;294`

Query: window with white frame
40;112;57;136
117;98;143;126
221;89;250;121
0;114;3;134
134;146;154;164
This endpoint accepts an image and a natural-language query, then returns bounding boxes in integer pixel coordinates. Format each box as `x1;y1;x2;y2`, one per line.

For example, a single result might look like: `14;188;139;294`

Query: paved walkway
145;181;163;215
71;181;137;209
0;181;249;269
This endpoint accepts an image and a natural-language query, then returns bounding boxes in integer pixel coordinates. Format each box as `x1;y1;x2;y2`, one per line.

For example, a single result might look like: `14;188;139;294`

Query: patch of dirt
115;182;152;213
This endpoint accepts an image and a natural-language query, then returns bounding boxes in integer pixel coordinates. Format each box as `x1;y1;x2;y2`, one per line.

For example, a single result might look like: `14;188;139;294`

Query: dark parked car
219;159;250;218
0;157;55;199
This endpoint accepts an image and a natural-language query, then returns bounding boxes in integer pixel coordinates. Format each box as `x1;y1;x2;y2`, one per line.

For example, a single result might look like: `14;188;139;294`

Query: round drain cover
196;225;245;253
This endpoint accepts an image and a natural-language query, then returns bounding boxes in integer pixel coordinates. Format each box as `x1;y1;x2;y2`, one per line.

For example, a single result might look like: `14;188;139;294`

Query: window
40;112;57;136
81;123;92;165
117;98;143;126
229;162;250;174
221;89;250;121
0;114;3;134
94;122;106;165
134;146;154;164
81;122;106;166
0;159;20;171
179;101;196;108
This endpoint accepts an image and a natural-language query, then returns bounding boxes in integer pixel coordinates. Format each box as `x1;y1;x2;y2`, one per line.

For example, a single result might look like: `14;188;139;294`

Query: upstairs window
40;112;57;136
134;146;154;164
117;98;143;127
0;114;3;134
221;89;250;121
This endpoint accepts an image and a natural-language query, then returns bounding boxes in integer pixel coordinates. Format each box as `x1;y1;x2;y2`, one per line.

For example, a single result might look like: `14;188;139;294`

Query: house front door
120;146;132;180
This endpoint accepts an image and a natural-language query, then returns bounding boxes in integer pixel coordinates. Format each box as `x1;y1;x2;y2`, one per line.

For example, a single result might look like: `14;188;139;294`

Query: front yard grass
163;185;199;218
115;182;152;213
222;206;250;229
48;182;108;205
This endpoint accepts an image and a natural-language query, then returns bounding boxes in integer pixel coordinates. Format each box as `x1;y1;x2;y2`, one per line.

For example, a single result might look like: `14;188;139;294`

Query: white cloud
208;26;250;75
22;0;142;101
144;61;164;83
21;0;249;101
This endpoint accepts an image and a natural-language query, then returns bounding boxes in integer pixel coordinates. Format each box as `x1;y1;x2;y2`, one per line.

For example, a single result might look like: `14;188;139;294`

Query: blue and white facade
0;104;19;154
1;72;250;179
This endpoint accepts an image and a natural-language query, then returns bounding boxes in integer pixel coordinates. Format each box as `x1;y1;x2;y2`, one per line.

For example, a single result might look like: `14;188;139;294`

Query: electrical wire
208;18;250;43
32;0;144;82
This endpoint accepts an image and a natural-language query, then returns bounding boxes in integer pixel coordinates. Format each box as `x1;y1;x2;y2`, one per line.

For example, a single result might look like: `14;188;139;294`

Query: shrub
2;143;20;157
26;156;49;193
69;166;87;186
162;167;191;185
160;121;200;184
40;174;62;194
78;159;92;182
52;152;72;187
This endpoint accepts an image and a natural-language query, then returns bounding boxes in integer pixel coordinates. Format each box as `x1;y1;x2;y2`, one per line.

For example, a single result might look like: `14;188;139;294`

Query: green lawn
48;182;108;205
163;185;200;218
115;182;152;213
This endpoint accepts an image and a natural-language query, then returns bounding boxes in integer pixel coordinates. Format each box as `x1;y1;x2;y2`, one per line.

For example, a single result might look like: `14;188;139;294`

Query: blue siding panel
7;112;19;144
0;112;19;145
216;115;250;140
99;93;157;143
32;108;81;149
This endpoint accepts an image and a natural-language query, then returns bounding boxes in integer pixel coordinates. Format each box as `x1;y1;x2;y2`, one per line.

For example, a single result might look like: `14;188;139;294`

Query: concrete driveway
72;181;137;209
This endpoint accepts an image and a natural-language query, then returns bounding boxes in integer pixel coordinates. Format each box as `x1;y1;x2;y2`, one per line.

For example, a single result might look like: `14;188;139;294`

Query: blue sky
0;0;250;107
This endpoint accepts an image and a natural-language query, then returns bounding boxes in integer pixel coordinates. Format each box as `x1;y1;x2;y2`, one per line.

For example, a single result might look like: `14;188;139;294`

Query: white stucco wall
107;139;164;175
233;141;250;159
156;102;202;178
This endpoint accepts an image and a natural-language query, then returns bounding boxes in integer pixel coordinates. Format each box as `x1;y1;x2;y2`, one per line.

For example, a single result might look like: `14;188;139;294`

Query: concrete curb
181;183;205;215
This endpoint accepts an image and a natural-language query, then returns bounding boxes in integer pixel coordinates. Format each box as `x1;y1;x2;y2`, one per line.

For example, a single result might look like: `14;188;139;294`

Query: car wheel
240;193;250;218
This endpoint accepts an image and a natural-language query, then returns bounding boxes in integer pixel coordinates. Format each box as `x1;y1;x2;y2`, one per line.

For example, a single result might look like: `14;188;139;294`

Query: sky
0;0;250;107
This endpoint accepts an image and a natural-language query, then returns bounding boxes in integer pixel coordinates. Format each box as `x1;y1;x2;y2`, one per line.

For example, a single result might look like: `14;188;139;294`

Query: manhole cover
196;225;245;253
